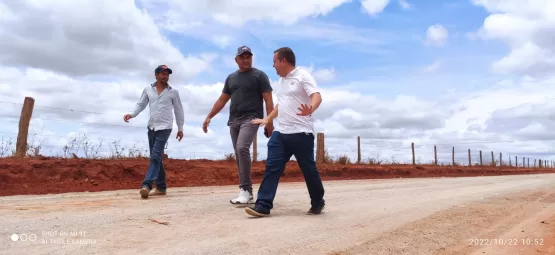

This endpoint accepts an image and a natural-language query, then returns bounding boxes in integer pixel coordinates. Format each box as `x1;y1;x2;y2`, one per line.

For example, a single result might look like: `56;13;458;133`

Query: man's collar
151;82;172;89
284;67;299;78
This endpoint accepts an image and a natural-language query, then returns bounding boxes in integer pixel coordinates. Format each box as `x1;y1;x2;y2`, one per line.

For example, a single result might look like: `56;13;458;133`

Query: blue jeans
255;131;325;210
141;128;171;190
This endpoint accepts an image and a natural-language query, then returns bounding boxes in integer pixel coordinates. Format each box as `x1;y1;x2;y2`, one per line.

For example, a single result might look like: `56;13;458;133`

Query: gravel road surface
1;174;555;255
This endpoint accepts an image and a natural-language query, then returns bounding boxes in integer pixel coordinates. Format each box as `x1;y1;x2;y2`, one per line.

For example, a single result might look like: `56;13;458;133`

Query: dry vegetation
0;134;151;160
0;134;548;168
0;134;394;165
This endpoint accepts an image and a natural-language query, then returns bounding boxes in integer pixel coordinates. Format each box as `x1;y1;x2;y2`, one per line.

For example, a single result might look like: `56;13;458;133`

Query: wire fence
1;97;554;168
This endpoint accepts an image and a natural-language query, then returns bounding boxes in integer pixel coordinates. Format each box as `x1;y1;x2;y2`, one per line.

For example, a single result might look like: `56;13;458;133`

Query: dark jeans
141;128;171;190
256;131;325;210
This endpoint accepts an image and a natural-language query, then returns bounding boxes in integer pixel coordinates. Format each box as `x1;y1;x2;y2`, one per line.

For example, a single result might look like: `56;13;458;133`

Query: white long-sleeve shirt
131;83;184;132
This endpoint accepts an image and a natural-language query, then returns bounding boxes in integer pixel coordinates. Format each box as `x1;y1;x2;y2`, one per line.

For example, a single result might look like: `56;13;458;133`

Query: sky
0;0;554;165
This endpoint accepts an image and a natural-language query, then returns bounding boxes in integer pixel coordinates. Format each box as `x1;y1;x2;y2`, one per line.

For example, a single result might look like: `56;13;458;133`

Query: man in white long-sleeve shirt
123;64;185;199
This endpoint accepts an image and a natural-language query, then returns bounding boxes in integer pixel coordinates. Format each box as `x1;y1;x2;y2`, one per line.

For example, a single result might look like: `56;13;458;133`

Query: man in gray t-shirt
203;45;274;204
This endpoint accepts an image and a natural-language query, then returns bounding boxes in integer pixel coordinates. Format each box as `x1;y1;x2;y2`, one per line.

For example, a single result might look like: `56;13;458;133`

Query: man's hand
123;114;132;122
176;131;183;141
202;117;210;133
296;104;313;116
251;118;269;126
264;122;274;138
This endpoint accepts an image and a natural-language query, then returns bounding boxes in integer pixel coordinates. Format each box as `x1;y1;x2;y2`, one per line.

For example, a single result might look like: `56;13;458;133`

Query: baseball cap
155;65;172;74
236;45;253;56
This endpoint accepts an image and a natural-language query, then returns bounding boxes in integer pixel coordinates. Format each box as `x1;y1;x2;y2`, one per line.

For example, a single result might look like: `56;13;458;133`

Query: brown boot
149;188;166;196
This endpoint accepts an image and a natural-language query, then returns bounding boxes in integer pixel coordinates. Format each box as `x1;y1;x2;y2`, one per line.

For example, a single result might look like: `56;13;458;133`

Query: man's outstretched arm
302;72;322;114
130;88;149;117
172;90;185;132
206;93;231;119
309;92;322;113
207;76;232;120
266;104;279;121
258;72;275;118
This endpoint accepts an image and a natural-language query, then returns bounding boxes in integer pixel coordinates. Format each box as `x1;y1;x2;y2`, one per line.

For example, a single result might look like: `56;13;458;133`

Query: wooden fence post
316;133;325;163
15;97;35;158
357;136;361;164
252;134;257;163
468;149;471;166
479;150;483;166
411;142;415;165
499;152;502;168
534;159;537;168
515;156;518;168
539;159;542;168
491;151;494;167
434;145;437;165
452;146;455;166
509;156;512;167
527;158;529;168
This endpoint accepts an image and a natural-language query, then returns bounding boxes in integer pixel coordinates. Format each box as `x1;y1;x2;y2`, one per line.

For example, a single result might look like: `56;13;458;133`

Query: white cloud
298;65;337;82
360;0;391;16
0;0;215;83
141;1;400;52
2;64;555;163
0;0;554;165
0;66;234;159
248;21;393;49
421;61;441;73
211;35;234;49
142;0;351;27
425;24;448;46
472;0;555;76
313;68;337;82
398;0;413;10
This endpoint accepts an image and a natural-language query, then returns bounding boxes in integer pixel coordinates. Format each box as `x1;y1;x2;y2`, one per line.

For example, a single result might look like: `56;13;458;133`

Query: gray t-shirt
222;67;273;125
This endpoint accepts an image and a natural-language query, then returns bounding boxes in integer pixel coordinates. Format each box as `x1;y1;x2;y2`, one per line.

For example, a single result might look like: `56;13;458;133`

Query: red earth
0;157;554;196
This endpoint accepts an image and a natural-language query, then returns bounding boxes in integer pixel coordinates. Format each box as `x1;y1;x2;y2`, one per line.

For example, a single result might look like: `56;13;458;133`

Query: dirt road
1;174;555;255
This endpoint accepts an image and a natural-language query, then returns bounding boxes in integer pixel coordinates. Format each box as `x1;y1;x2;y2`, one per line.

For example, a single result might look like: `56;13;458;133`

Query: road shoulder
329;189;555;255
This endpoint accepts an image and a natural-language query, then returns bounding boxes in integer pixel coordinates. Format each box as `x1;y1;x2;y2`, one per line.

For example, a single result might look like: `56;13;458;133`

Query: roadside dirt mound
0;158;553;196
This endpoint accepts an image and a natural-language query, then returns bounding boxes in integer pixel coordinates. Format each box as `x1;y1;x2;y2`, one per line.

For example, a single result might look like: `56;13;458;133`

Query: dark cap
155;65;172;74
236;45;253;56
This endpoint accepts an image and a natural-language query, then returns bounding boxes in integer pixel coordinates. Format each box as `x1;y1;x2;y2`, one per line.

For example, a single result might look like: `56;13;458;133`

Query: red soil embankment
0;157;553;196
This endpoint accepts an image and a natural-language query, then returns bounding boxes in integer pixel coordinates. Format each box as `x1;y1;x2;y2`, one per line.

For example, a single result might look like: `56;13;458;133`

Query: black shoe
307;200;325;215
245;205;270;217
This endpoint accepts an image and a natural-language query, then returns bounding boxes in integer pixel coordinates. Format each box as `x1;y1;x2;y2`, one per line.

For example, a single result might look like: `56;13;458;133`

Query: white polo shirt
274;67;320;134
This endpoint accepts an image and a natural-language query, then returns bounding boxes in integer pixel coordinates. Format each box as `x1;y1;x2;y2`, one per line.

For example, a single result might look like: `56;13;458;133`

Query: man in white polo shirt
245;47;325;217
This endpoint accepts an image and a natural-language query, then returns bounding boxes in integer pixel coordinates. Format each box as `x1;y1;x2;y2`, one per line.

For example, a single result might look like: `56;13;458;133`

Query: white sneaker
230;189;254;204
